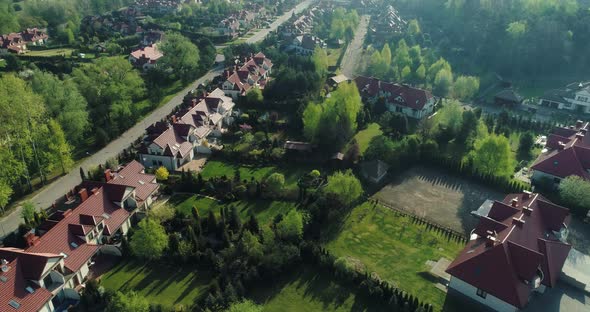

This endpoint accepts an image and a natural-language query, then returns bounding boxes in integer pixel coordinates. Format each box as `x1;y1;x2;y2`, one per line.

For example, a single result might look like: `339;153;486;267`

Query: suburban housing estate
446;192;571;312
2;161;158;311
139;88;235;171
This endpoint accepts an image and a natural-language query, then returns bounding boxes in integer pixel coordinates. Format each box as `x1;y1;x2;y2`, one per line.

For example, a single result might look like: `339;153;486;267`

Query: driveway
523;281;589;312
340;15;370;77
0;0;314;239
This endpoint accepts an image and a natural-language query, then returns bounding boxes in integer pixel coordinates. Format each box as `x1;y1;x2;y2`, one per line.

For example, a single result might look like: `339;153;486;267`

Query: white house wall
449;277;519;312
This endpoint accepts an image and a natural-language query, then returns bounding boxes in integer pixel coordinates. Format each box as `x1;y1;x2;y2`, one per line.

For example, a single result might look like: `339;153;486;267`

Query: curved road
0;0;315;238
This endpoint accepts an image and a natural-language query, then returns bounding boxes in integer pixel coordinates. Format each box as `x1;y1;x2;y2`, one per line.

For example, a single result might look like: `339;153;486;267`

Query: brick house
222;52;273;99
446;192;571;312
530;121;590;187
354;76;436;119
139;88;235;171
0;28;48;54
12;161;158;311
129;44;163;70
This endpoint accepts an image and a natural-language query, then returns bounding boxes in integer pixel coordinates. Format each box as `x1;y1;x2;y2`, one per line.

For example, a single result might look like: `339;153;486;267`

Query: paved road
0;0;315;239
340;15;370;78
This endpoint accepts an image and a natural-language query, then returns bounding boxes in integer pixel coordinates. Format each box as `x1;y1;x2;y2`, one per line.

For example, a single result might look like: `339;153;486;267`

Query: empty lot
373;166;503;234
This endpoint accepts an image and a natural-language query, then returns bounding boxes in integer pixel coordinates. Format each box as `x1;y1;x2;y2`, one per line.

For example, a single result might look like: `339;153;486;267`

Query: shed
360;160;389;183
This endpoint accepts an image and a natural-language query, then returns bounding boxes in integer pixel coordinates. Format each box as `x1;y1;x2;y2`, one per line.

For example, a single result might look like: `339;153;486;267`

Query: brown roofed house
446;192;571;311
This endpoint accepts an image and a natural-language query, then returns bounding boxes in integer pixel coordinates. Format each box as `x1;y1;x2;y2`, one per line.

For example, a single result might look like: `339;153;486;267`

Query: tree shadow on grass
251;265;384;312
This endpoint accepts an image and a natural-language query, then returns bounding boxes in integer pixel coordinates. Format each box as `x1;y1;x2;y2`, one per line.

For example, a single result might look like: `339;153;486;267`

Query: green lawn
324;202;464;311
249;265;385;312
100;260;212;309
24;48;74;57
200;160;312;189
327;48;343;67
171;195;297;224
353;123;382;154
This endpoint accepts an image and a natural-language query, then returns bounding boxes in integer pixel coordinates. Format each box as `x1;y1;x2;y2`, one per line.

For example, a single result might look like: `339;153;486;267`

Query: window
476;288;487;299
577;96;588;102
88;232;94;240
97;223;103;232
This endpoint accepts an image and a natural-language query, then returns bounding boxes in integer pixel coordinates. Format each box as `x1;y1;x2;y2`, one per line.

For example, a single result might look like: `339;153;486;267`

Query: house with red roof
0;247;65;311
530;121;590;187
446;192;571;312
14;161;158;311
0;28;48;54
222;52;273;99
139;88;235;170
354;76;436;119
129;44;163;70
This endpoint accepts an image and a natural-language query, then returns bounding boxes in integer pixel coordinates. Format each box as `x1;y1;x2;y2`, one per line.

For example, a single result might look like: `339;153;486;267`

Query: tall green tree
159;32;200;83
30;71;89;144
434;69;453;97
46;120;74;174
106;291;149;312
453;76;480;100
130;218;168;260
470;134;515;177
302;82;362;149
559;176;590;216
324;170;363;206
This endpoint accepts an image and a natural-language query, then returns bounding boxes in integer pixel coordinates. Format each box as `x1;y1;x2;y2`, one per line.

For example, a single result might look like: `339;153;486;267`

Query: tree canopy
470;134;515;177
130;218;168;260
559;176;590;216
324;170;363;206
302;82;363;150
106;291;149;312
159;32;201;82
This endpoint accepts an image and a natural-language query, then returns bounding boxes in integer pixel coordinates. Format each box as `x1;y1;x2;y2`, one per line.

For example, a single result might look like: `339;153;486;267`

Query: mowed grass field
324;202;464;311
25;48;75;57
171;195;297;224
199;160;314;189
249;265;386;312
100;260;212;308
352;123;382;155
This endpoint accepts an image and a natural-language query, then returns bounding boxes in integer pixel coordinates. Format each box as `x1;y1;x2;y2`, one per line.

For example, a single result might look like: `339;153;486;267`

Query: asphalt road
0;0;315;239
340;15;370;78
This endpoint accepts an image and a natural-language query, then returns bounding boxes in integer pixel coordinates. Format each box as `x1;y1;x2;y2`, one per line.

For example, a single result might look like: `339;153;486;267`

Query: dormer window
97;222;104;232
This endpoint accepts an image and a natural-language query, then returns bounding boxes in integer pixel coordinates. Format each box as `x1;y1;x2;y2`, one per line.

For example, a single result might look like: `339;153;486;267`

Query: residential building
354;76;436;119
446;192;571;312
16;161;158;311
289;34;326;55
222;52;273;99
129;44;163;70
369;5;406;41
0;248;65;311
133;0;182;14
0;28;48;54
494;89;523;107
139;88;235;171
538;81;590;114
218;17;240;38
530;121;590;186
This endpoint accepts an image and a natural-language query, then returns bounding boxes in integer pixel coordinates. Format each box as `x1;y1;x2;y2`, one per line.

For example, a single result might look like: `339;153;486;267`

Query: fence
373;198;469;244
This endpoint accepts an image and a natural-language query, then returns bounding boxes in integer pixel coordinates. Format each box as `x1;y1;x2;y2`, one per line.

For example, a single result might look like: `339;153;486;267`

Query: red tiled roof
27;186;133;272
446;193;571;309
130;44;163;61
109;160;158;203
354;76;433;110
531;122;590;180
0;248;58;312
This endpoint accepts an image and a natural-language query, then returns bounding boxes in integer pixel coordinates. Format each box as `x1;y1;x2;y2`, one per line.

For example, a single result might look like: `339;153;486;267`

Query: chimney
576;132;585;140
191;99;197;107
511;197;518;207
24;232;40;247
522;190;532;199
513;216;526;226
576;120;583;128
78;188;88;202
104;169;112;182
485;231;497;247
523;206;534;215
581;128;588;135
171;115;177;123
91;187;99;195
